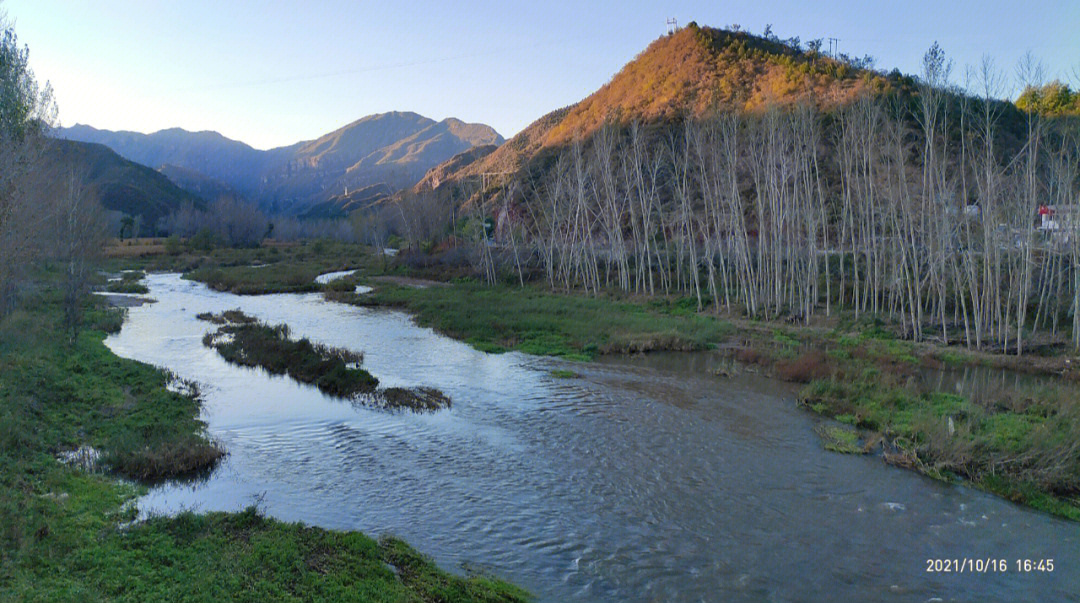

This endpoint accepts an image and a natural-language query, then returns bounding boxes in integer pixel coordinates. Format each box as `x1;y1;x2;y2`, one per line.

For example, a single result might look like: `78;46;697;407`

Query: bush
188;228;218;251
775;351;832;383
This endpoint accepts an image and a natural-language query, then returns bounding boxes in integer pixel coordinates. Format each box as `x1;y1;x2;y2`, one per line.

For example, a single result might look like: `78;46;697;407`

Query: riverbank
0;267;528;600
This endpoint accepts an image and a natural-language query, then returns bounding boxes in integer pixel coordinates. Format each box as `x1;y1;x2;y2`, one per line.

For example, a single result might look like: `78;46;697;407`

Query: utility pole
828;37;840;57
666;18;678;35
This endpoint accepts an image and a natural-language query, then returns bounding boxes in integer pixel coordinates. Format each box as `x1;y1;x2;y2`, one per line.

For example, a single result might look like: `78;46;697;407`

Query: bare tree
52;170;106;341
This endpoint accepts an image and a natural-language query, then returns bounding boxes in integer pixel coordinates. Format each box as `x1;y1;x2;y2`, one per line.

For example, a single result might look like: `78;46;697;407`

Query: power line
828;37;840;57
171;37;574;94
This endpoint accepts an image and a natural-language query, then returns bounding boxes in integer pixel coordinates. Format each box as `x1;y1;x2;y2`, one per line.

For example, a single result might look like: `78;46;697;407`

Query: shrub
774;351;832;383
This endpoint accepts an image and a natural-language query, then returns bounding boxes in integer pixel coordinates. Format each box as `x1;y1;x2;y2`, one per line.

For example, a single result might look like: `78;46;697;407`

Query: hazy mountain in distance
261;112;503;212
55;112;503;215
55;124;291;197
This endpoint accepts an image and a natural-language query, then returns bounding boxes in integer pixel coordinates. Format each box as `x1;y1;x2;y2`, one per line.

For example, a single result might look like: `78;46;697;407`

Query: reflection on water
106;273;1080;602
919;362;1059;401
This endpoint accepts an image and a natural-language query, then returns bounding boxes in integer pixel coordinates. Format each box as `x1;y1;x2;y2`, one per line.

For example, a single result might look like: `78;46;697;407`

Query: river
104;273;1078;601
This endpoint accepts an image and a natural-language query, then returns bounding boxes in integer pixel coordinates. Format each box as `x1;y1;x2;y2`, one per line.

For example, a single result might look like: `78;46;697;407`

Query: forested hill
400;21;1079;359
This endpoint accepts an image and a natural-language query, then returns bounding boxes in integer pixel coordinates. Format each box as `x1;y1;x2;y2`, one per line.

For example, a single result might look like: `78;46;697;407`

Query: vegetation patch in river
814;424;866;454
103;270;150;294
198;310;450;411
343;280;731;360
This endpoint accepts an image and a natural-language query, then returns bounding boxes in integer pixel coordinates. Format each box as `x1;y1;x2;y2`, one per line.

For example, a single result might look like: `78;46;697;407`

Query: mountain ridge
55;112;503;214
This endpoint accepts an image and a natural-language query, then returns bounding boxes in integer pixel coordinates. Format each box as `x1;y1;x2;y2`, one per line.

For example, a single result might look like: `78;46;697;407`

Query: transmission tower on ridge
666;18;679;34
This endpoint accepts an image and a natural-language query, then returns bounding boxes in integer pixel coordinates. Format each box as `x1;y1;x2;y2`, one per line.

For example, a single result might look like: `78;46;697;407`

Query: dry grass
774;351;833;383
104;238;168;258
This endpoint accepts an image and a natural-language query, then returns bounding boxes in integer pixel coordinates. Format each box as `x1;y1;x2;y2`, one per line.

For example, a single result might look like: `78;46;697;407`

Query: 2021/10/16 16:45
926;559;1054;573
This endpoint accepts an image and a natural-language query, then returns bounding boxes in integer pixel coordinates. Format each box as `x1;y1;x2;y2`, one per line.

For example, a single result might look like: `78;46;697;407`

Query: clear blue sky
4;0;1078;149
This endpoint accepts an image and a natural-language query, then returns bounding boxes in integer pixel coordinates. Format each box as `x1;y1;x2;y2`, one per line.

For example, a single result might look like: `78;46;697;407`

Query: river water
105;273;1078;601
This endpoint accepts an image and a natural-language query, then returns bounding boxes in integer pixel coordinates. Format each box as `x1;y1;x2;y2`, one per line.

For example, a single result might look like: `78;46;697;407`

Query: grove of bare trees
469;49;1080;355
160;197;271;248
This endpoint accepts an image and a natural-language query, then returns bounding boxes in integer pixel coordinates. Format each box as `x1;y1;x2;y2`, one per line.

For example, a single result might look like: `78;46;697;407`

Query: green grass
185;262;347;295
815;425;864;454
181;244;366;295
0;267;527;600
797;362;1080;520
106;240;369;296
104;272;150;294
349;280;732;361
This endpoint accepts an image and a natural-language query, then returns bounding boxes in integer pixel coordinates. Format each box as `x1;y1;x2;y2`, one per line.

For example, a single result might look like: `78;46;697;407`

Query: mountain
55;124;287;197
299;183;395;220
55;112;503;215
421;23;894;194
34;139;202;227
415;144;500;191
260;112;502;212
157;164;237;201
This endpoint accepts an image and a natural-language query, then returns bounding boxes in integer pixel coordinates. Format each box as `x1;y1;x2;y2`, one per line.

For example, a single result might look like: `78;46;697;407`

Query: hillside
415;144;500;191
57;112;503;215
157;164;238;201
425;23;892;192
34;139;202;228
299;183;395;220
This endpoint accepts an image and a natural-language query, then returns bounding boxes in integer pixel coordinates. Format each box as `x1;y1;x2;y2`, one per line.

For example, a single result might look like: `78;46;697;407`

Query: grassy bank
337;279;732;361
717;325;1080;521
0;268;527;600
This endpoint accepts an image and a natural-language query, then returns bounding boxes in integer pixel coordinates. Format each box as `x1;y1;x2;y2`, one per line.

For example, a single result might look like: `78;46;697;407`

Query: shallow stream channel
104;272;1079;601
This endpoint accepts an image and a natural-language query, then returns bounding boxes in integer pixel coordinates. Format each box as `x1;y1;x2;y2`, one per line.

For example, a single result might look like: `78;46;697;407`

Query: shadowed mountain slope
34;139;202;227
